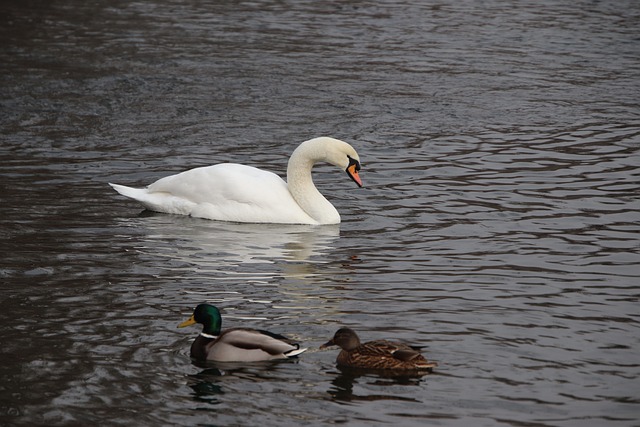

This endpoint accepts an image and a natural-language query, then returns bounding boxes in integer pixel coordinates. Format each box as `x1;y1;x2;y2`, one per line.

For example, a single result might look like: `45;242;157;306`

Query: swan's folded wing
109;182;197;215
146;164;315;223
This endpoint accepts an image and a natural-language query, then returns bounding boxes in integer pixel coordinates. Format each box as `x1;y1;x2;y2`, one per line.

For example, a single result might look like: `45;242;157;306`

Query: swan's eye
347;156;361;171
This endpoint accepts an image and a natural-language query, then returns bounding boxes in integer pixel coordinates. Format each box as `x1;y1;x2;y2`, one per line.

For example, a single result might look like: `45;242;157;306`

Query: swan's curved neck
286;144;340;225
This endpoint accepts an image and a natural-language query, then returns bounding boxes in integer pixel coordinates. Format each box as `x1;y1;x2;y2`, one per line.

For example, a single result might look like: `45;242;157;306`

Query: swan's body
109;137;362;225
178;304;307;362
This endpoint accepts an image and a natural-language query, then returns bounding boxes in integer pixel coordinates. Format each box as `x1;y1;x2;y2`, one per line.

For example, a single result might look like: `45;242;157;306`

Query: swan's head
294;137;363;187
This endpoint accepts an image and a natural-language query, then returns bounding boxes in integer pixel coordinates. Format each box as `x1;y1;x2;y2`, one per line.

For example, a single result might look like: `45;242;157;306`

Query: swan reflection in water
118;213;341;267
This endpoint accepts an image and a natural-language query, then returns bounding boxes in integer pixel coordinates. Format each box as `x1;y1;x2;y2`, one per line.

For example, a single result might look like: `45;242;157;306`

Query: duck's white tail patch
285;347;308;358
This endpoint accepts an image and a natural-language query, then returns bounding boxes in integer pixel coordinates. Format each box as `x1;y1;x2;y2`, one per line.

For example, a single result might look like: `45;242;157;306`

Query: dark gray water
2;0;639;425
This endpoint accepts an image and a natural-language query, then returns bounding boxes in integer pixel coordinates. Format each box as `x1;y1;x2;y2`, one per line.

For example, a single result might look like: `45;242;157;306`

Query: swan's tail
109;183;148;200
109;182;195;215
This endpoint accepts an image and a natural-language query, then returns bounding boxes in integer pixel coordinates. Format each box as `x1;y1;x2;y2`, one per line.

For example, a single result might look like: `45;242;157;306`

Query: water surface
1;0;639;426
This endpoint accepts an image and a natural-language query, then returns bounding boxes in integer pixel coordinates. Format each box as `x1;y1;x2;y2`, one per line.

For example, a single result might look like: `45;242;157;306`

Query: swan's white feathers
112;164;316;224
110;137;360;225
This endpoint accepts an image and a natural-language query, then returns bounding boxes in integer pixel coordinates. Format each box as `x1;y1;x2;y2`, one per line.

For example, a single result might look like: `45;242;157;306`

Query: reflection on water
188;368;225;405
116;213;343;312
186;365;285;405
1;0;639;426
121;212;340;266
327;366;427;403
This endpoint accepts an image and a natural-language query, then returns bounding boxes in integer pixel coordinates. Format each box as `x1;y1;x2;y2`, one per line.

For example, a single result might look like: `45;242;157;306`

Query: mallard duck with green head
320;327;437;371
178;303;307;362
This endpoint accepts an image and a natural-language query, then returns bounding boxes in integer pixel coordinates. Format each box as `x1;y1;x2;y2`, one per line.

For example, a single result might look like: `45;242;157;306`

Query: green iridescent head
178;303;222;336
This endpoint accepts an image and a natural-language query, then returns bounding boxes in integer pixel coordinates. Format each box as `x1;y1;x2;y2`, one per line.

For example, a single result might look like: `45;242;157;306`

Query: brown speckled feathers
321;328;437;371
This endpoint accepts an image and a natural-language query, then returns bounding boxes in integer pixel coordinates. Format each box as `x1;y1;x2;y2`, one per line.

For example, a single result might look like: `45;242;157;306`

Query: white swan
109;137;363;225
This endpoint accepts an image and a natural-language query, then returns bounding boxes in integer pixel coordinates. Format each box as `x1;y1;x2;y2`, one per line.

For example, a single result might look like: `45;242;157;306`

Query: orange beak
346;157;363;187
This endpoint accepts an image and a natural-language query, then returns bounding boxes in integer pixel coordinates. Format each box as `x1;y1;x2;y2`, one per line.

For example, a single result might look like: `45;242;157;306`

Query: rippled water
2;0;639;426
